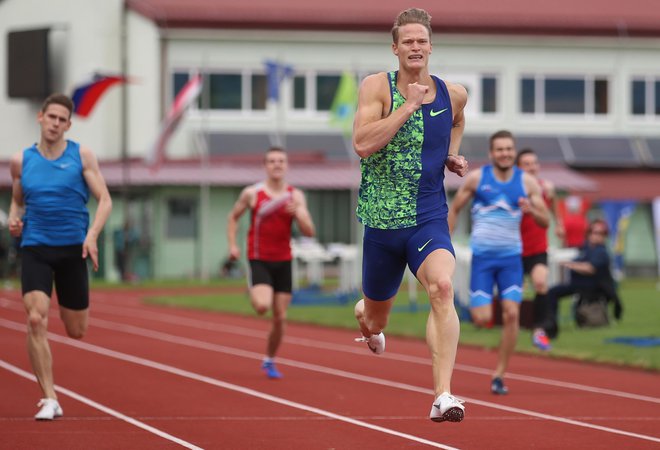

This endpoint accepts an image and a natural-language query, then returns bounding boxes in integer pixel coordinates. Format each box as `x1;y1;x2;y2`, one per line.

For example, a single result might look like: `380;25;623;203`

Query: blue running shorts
362;219;454;301
470;254;523;308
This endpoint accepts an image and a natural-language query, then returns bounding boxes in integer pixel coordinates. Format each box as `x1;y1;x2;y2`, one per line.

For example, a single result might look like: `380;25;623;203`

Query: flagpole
120;2;130;280
198;62;210;282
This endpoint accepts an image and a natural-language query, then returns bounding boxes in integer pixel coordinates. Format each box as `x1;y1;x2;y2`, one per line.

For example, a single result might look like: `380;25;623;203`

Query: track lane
1;289;659;449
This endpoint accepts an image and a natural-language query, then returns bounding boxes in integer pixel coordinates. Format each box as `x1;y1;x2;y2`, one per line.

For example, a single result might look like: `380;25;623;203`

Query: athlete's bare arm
519;173;550;228
288;189;315;237
353;73;426;158
81;146;113;271
445;82;469;177
545;180;565;239
448;168;481;233
8;151;24;238
227;186;256;260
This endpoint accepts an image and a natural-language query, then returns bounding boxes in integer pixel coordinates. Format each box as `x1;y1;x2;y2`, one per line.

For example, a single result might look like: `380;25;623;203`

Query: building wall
0;0;125;159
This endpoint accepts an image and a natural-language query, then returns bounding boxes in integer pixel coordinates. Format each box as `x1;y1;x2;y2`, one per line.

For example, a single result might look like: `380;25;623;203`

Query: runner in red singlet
516;148;563;349
227;147;315;379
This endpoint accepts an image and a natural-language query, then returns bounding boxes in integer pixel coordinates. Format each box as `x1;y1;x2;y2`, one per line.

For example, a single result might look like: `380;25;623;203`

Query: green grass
144;278;660;371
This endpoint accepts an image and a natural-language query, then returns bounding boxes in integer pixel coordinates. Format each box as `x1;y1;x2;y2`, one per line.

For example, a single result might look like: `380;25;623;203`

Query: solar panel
645;138;660;166
208;132;271;155
516;136;565;162
284;133;351;160
207;132;353;161
566;136;641;167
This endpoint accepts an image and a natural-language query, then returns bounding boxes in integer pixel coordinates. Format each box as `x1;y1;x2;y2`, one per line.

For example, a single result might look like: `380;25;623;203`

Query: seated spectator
536;219;623;339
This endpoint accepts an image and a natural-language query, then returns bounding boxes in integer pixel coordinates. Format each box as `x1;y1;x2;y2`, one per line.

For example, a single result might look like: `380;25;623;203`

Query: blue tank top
357;71;453;229
470;165;526;257
21;140;90;246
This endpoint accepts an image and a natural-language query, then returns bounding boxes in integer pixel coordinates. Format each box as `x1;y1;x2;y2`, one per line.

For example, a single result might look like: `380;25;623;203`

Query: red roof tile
127;0;660;36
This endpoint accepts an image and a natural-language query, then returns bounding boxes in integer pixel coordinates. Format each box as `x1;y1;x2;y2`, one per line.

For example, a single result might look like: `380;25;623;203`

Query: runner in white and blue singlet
449;130;549;396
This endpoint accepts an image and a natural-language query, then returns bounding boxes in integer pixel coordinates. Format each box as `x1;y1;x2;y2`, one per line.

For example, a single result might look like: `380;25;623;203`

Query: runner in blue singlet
449;130;549;395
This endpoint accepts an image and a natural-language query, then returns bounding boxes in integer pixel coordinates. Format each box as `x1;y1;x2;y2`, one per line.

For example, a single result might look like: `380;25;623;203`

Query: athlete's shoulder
444;81;468;102
361;72;391;93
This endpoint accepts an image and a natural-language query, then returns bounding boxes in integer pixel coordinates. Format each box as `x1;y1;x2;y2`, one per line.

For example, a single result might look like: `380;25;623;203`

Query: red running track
0;288;658;450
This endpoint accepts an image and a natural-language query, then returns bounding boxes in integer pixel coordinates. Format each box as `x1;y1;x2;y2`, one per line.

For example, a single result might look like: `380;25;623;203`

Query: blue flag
264;60;294;101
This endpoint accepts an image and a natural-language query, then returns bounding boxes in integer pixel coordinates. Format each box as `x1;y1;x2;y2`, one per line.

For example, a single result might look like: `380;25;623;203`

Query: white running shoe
429;392;465;423
354;333;385;354
35;398;63;421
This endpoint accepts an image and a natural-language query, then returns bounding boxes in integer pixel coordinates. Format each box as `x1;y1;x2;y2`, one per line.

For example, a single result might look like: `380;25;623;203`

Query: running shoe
532;329;552;351
34;398;63;420
491;377;508;395
429;392;465;423
261;361;283;379
354;332;385;354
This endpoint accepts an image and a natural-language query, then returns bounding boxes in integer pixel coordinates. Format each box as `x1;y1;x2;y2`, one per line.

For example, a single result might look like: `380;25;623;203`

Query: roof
577;170;660;201
127;0;660;37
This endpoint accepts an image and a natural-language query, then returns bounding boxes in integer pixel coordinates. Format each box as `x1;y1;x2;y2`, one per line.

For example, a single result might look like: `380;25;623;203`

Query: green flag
329;71;358;137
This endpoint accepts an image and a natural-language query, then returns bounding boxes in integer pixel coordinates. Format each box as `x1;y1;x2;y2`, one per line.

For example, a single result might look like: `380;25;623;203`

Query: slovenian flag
147;73;203;170
71;74;128;118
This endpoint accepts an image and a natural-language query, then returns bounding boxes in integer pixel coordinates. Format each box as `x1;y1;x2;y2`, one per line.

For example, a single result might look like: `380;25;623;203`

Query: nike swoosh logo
418;238;433;252
430;108;448;117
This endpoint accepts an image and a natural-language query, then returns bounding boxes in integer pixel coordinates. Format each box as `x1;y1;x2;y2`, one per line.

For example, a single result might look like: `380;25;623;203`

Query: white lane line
0;319;458;450
5;297;658;405
89;300;660;405
0;359;204;450
3;316;658;444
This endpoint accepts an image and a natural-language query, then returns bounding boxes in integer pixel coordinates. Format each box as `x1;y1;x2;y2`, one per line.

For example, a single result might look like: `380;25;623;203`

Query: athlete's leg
530;262;549;295
469;255;495;327
267;292;291;358
23;291;57;400
59;306;89;339
355;296;394;337
356;226;406;339
530;260;552;346
416;249;459;396
494;299;520;378
493;256;523;378
249;284;274;315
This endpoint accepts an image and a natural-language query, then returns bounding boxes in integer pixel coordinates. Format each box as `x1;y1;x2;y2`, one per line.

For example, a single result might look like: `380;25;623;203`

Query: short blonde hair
392;8;432;43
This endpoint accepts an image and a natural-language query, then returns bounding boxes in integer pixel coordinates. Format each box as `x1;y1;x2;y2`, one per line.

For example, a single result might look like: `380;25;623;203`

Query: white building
1;0;658;278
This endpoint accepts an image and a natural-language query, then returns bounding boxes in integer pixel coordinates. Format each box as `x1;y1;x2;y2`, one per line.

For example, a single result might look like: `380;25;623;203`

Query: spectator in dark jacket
539;219;623;338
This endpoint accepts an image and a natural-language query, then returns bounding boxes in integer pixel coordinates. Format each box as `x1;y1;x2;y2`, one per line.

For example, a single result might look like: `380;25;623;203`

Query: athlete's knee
427;277;454;302
272;309;287;324
470;309;491;327
64;321;87;339
501;304;520;325
27;312;47;334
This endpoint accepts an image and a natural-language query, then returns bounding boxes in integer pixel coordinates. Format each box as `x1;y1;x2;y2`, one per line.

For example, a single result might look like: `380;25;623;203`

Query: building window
172;70;345;113
481;77;497;113
631;80;646;115
630;78;660;116
173;72;190;99
167;198;197;239
293;75;306;110
251;74;267;110
316;74;340;111
521;75;609;115
209;73;241;110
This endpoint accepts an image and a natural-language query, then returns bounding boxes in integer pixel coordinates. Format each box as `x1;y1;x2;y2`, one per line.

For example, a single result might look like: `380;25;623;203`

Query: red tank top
520;180;551;257
247;183;294;261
